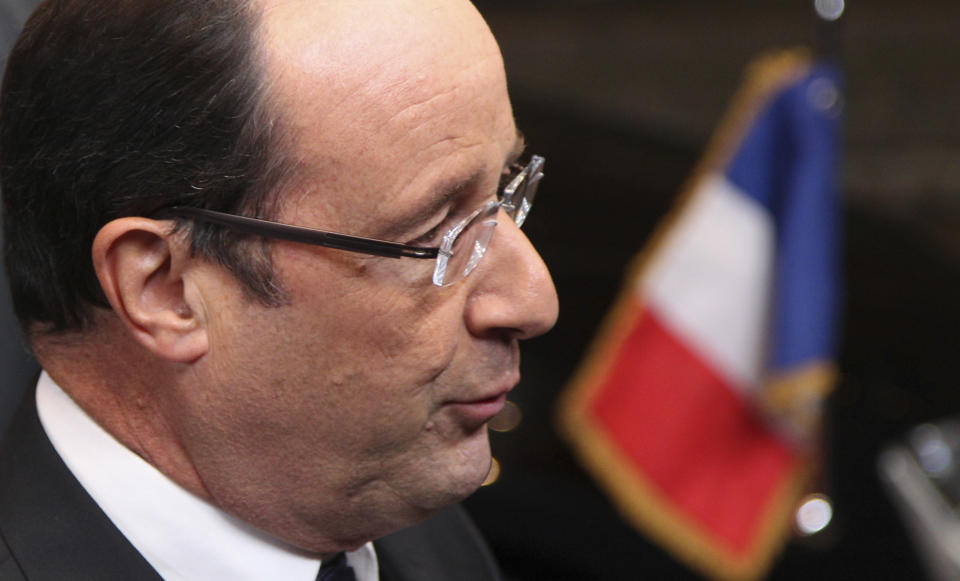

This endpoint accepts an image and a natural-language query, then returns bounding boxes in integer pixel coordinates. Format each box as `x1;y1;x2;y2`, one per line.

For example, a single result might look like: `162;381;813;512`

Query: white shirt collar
35;371;379;581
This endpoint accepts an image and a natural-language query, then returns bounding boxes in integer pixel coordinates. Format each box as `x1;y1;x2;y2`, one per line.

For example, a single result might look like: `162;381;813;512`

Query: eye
408;212;453;247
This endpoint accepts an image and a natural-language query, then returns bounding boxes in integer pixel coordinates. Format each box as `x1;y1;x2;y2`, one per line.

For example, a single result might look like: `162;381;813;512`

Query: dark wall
465;1;957;579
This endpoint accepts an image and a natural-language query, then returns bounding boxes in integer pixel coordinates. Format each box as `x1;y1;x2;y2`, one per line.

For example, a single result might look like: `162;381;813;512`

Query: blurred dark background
2;0;959;579
462;1;960;579
0;0;41;440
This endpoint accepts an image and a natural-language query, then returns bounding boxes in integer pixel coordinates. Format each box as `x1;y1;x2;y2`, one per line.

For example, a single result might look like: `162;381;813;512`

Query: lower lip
446;392;508;425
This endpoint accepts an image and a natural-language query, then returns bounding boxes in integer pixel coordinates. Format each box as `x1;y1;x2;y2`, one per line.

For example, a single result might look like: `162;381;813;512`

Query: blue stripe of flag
724;63;843;372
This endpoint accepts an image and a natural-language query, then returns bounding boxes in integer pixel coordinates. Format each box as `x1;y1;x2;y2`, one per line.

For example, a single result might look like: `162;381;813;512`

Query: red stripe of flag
589;305;798;557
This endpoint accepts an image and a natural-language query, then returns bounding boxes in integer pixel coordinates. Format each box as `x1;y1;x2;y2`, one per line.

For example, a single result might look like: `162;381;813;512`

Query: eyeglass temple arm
157;206;439;260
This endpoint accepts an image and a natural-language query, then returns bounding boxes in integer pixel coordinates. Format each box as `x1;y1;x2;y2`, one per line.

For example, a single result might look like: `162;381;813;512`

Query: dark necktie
316;552;358;581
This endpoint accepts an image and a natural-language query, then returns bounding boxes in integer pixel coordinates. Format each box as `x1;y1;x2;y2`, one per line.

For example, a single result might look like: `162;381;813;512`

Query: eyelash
409;218;448;247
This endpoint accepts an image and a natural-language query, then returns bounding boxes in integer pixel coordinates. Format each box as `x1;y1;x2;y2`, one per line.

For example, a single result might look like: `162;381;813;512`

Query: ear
92;218;209;363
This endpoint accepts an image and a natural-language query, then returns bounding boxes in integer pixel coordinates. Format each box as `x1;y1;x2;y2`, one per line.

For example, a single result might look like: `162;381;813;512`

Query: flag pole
791;0;846;548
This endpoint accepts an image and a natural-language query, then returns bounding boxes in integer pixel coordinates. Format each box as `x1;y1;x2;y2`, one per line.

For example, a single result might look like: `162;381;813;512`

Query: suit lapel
0;389;163;581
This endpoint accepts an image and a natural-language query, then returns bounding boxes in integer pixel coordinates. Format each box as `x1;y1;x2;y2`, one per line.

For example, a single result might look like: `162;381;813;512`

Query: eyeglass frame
154;155;544;287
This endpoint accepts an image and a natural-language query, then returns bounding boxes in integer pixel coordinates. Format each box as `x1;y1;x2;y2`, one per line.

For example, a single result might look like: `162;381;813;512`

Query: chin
429;429;494;505
277;437;494;551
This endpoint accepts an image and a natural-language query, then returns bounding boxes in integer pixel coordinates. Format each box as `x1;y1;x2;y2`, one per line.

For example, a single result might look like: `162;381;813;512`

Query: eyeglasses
158;155;544;287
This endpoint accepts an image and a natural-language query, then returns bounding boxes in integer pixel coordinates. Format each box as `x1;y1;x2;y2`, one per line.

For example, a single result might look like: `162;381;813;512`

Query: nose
463;216;559;340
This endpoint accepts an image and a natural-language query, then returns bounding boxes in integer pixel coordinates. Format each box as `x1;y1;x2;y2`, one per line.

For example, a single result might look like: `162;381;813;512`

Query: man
0;0;558;579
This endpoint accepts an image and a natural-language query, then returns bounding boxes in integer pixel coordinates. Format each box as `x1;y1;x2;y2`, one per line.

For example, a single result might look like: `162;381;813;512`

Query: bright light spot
912;424;954;476
918;439;952;475
814;0;845;21
481;458;501;487
795;494;833;536
489;401;523;433
808;77;841;115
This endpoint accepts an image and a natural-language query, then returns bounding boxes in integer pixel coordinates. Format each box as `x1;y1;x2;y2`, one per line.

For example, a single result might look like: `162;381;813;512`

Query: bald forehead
255;0;500;96
249;0;514;203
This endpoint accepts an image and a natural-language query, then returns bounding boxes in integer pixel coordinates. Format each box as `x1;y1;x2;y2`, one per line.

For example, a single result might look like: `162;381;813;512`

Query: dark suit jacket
0;390;502;580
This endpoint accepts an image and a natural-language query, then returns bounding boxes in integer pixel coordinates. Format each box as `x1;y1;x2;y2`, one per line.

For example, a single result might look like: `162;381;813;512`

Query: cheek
253;248;473;426
307;300;457;388
280;257;466;380
317;302;464;427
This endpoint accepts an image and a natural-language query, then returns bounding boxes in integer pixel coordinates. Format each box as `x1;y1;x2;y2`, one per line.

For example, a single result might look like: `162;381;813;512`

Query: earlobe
93;218;209;363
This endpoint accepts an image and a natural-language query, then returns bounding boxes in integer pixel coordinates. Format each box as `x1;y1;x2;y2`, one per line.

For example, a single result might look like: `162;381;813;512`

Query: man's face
175;0;558;551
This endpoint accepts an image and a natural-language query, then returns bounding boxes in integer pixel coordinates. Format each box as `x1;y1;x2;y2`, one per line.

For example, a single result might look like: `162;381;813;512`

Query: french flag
558;51;842;581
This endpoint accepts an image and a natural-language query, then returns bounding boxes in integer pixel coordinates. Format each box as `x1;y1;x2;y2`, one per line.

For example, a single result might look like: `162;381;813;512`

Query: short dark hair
1;0;291;333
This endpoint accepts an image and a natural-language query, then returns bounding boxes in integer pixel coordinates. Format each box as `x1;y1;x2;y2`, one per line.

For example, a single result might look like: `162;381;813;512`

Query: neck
32;315;213;503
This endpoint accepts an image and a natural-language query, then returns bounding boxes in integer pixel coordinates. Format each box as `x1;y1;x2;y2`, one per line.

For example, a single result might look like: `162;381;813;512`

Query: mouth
443;376;517;427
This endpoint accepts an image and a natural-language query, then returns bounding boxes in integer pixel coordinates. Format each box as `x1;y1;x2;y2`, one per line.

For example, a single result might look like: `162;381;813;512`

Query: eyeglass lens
432;157;542;286
434;203;499;286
